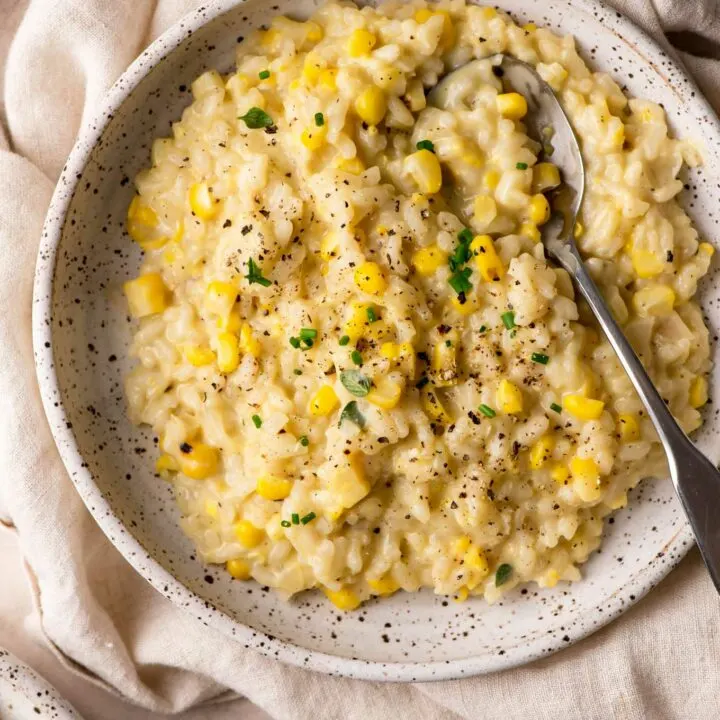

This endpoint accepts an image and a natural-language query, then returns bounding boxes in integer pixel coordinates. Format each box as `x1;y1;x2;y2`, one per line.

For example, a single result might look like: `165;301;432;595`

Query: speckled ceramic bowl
33;0;720;681
0;649;81;719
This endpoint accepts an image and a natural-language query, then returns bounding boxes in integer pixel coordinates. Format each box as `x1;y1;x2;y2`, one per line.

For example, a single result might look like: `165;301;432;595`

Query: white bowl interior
35;0;720;680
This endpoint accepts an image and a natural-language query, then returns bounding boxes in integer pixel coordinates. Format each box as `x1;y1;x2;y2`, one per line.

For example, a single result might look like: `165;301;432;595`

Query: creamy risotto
123;0;714;609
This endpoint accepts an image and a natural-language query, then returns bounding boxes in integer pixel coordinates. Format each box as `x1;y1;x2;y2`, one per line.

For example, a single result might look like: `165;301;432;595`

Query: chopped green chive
299;435;309;447
300;327;318;341
445;339;452;347
532;352;550;365
478;404;496;418
314;112;325;127
479;325;487;333
289;336;301;349
339;335;350;346
291;513;300;525
258;70;271;80
239;106;274;129
416;139;435;152
495;563;513;586
501;311;516;330
516;162;528;170
366;307;377;323
245;257;272;287
293;368;303;375
251;414;262;428
300;511;317;525
281;520;291;527
449;266;473;295
351;349;363;366
550;402;562;414
458;228;474;245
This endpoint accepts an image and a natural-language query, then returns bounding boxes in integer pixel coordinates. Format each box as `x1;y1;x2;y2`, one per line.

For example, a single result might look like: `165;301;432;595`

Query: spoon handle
565;246;720;591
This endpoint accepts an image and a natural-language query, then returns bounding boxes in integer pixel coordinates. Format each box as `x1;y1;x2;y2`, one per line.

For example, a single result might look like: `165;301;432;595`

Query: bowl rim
32;0;714;682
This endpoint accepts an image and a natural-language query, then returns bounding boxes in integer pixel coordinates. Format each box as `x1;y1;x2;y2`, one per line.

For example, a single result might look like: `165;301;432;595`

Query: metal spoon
430;55;720;592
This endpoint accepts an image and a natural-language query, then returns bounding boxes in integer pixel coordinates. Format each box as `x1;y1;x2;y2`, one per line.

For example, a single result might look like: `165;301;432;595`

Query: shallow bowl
33;0;720;681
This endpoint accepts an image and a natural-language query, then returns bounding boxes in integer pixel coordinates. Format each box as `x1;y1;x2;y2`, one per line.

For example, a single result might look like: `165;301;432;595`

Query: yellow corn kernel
630;247;664;279
205;280;237;317
239;322;261;357
699;242;715;257
609;121;625;148
542;568;560;588
480;6;497;19
215;332;239;374
562;394;605;421
519;221;541;243
260;27;278;47
354;86;387;126
550;463;570;484
301;123;328;150
453;535;472;557
347;28;376;57
219;310;242;334
179;442;219;480
483;168;500;190
226;558;251;580
324;587;361;610
305;21;323;42
343;302;373;341
690;376;709;408
185;345;215;367
367;376;403;409
529;436;554;470
188;182;217;220
496;92;528;120
354;261;387;295
256;475;293;501
528;194;551;225
569;456;602;502
205;500;219;518
127;197;165;247
368;574;399;596
318;68;338;91
415;8;454;47
234;519;264;548
310;385;339;416
631;284;675;317
155;453;178;474
522;22;538;32
574;221;584;239
404;149;442;194
451;293;480;316
124;273;169;318
414;8;433;23
471;234;505;282
618;413;641;442
421;388;452;424
496;379;523;414
335;155;365;174
289;78;302;91
532;162;561;193
412;245;447;276
464;546;490;576
302;52;325;83
454;587;469;603
380;342;400;360
473;195;497;229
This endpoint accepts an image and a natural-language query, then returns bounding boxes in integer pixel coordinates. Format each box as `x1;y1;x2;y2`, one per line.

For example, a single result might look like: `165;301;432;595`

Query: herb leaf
339;400;366;429
340;369;372;397
501;310;516;330
495;563;513;587
245;257;272;287
416;139;435;152
239;107;274;129
449;229;473;271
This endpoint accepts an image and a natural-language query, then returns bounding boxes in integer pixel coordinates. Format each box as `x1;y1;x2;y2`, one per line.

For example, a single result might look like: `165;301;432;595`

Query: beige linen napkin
1;0;720;718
